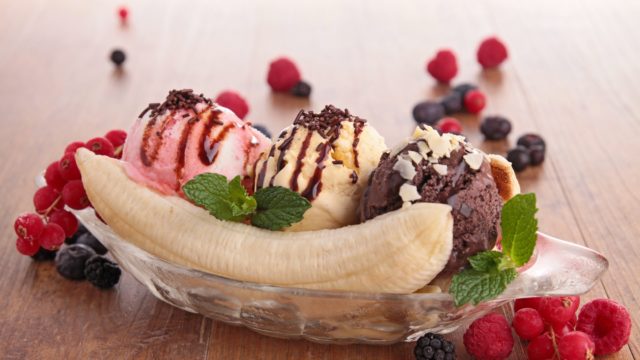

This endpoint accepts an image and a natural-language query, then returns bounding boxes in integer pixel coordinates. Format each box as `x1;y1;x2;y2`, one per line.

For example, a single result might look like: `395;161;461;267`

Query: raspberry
539;296;580;328
105;129;127;148
477;37;508;68
512;308;545;340
62;180;90;210
39;223;65;250
426;49;458;84
576;299;631;355
514;297;543;312
86;137;115;157
33;186;63;214
14;213;45;242
117;6;128;21
84;255;121;289
267;57;301;92
463;313;514;360
436;117;462;135
527;333;555;360
44;161;67;190
558;331;595;360
16;237;40;256
463;90;486;114
65;141;85;155
49;209;79;238
59;153;81;181
215;91;250;119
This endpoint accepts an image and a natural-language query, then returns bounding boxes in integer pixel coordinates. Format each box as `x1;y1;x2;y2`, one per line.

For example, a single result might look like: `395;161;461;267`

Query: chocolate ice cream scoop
359;125;503;274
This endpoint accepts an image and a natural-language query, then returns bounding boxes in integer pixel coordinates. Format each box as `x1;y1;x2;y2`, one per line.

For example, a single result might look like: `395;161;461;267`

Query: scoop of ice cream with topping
359;125;502;273
122;89;271;195
253;105;387;231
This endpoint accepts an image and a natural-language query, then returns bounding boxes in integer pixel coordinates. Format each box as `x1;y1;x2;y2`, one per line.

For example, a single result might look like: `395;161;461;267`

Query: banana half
76;149;454;294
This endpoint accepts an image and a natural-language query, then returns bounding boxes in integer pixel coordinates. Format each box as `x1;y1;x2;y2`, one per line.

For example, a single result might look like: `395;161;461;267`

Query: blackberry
290;80;312;97
412;101;445;125
440;92;463;115
31;247;57;261
517;133;546;151
528;144;545;165
480;116;512;140
110;49;126;66
66;223;88;245
253;124;272;139
55;244;96;280
507;146;531;172
76;232;108;255
84;255;121;289
414;333;456;360
451;83;478;98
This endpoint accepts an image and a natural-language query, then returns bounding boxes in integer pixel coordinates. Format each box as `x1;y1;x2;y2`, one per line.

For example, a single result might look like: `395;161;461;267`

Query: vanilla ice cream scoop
123;89;271;195
253;105;387;231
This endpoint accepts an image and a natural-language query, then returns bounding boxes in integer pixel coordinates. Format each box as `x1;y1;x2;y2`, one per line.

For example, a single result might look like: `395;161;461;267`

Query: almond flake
393;157;417;180
433;164;448;176
407;151;424;165
399;183;421;202
463;153;484;171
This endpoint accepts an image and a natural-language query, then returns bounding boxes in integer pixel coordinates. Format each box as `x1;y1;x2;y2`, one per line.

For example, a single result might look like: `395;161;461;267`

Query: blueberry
412;101;445;125
529;144;545;165
507;146;531;172
110;49;126;66
253;124;272;139
290;80;312;97
480;116;512;140
66;223;88;245
76;232;108;255
440;92;463;115
55;244;96;280
31;247;57;261
451;83;478;98
517;133;546;151
85;255;122;289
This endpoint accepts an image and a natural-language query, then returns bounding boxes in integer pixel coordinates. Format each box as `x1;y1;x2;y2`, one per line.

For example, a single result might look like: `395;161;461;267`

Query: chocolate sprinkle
293;105;367;138
138;89;212;119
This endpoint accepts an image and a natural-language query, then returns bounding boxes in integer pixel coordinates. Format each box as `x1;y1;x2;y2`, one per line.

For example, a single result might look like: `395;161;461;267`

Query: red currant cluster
13;130;127;256
513;296;631;359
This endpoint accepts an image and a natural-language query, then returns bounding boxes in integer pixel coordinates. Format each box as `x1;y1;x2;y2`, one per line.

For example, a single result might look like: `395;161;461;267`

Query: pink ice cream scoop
122;89;271;195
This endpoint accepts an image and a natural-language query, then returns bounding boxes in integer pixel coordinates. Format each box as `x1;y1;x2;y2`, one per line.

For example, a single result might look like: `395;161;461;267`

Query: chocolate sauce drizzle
259;105;368;201
137;89;236;190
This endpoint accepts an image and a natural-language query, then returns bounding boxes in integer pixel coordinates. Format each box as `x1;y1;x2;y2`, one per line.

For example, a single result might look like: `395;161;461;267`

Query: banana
76;148;454;293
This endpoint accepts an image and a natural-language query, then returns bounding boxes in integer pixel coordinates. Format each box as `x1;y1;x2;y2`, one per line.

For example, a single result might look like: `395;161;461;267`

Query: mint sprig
182;173;310;230
450;193;538;306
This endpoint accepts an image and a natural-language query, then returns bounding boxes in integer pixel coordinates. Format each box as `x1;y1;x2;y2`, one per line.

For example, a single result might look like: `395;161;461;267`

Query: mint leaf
468;251;504;272
252;187;311;230
450;268;518;306
227;176;257;218
501;193;538;266
183;174;253;222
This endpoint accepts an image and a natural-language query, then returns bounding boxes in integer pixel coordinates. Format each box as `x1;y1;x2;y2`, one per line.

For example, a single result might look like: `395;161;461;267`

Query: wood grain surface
0;0;638;358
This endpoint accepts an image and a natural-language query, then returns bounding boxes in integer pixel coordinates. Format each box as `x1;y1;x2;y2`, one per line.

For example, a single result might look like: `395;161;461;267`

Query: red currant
527;333;555;360
59;153;81;181
44;161;67;190
105;129;127;148
62;180;90;210
33;186;63;214
539;296;580;327
39;223;65;250
16;237;40;256
117;6;129;21
558;331;595;360
65;141;85;155
436;117;462;134
48;209;78;237
85;137;115;157
512;308;545;340
14;213;45;242
464;90;486;114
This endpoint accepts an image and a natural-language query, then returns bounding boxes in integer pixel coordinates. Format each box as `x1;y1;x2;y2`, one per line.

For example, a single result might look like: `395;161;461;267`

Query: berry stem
550;327;561;359
44;194;63;217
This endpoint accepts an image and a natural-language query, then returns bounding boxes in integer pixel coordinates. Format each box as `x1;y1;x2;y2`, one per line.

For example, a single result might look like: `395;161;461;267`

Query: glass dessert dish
73;207;608;345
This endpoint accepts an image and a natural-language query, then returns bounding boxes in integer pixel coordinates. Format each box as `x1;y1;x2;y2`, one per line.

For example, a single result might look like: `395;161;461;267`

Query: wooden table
1;0;638;358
